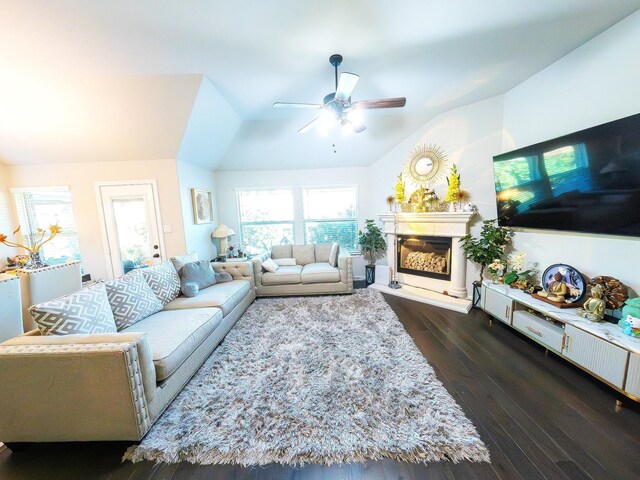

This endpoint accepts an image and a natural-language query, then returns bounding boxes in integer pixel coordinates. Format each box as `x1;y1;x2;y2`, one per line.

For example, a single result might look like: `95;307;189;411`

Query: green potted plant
460;219;514;284
358;219;387;285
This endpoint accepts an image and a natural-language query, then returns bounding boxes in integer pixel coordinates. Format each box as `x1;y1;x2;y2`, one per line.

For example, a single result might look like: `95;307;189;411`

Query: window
236;188;294;254
303;186;358;251
12;187;82;265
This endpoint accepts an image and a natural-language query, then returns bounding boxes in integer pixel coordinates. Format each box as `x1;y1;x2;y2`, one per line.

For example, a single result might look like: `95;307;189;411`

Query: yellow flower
49;224;62;234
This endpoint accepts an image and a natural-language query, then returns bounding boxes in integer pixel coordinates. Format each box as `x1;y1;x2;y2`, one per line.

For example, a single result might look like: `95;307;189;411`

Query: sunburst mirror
402;143;450;190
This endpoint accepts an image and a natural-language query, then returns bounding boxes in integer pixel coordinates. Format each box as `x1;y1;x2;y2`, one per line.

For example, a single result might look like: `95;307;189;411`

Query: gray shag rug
124;289;490;466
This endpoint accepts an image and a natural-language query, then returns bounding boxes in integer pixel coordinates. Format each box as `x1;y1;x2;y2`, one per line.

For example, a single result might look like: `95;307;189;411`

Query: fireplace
397;235;452;281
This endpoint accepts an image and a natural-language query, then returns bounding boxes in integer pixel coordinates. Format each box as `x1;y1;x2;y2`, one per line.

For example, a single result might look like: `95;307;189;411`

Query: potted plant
459;219;514;284
358;219;387;285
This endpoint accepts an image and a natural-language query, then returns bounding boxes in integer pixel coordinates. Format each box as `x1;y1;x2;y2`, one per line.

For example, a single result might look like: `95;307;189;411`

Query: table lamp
211;224;236;257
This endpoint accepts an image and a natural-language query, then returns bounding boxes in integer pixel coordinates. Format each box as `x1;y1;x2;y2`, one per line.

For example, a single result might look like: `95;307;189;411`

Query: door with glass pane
97;182;164;278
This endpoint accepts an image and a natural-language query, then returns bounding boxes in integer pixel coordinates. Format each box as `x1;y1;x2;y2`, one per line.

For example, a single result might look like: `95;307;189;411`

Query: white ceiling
1;0;639;170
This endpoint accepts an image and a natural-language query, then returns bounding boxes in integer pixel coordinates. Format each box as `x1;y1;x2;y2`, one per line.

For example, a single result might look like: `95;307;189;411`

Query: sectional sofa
0;260;255;443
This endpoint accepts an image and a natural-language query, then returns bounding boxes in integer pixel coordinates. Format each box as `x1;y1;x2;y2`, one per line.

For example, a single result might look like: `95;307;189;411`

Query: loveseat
0;259;255;443
252;244;353;297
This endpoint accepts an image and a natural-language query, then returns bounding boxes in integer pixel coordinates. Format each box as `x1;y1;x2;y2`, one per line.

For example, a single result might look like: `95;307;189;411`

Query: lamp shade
211;224;236;238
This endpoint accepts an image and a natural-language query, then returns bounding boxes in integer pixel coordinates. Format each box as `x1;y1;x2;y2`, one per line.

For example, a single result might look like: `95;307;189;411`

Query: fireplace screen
397;235;452;280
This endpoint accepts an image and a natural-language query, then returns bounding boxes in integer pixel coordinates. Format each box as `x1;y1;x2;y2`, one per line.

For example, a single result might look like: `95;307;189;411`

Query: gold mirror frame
402;143;451;190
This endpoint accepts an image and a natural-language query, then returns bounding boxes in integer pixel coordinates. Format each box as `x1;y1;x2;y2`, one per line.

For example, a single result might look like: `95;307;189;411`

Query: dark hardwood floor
2;294;639;480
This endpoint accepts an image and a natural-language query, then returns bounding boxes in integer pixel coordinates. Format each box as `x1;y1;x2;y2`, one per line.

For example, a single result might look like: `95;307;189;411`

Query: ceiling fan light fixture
347;109;364;125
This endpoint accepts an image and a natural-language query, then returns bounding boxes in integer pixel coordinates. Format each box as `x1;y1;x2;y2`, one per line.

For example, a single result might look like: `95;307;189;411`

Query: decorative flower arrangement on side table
0;225;62;270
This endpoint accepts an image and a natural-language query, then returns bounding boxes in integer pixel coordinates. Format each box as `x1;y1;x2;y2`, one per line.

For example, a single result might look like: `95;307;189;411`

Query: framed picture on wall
191;188;214;224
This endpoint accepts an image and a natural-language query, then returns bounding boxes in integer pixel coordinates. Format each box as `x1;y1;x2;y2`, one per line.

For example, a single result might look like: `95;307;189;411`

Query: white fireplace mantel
377;211;475;303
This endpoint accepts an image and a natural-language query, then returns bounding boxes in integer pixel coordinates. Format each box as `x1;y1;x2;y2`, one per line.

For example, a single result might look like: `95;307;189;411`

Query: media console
481;281;640;404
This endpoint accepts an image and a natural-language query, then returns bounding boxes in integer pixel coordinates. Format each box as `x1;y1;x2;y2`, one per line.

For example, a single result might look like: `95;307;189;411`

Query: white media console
481;281;640;404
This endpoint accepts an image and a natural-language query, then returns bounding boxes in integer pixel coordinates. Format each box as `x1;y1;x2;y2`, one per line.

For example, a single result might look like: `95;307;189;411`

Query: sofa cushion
261;265;303;285
181;260;216;292
131;260;180;306
164;280;251;316
301;262;341;284
215;271;233;283
274;257;296;266
104;274;163;330
121;307;222;381
314;244;332;263
329;242;340;267
29;282;117;336
261;258;279;272
271;245;292;259
293;245;315;265
170;252;199;277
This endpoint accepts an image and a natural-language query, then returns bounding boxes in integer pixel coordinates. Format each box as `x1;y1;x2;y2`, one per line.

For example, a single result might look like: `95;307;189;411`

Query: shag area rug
124;289;490;466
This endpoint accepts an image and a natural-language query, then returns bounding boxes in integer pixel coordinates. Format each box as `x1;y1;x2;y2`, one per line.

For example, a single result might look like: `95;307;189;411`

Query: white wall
368;95;505;296
0;164;18;267
177;161;218;261
6;159;186;280
502;9;640;294
214;167;372;277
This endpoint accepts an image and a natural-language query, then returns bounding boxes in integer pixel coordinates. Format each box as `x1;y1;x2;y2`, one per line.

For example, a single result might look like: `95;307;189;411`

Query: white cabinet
625;353;640;398
482;285;513;324
563;324;628;389
0;275;22;342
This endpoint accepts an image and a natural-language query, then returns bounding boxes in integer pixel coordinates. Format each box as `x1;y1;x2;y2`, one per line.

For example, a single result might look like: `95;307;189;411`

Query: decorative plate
541;264;586;303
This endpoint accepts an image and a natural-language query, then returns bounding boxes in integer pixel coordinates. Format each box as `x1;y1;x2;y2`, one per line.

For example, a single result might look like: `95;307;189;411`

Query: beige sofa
252;244;353;297
0;261;254;443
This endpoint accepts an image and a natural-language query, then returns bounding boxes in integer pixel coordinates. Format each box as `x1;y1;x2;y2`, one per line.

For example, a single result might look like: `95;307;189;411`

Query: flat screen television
493;113;640;237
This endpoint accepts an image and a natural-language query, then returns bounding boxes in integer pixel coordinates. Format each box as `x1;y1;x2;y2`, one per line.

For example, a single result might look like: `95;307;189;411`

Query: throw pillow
215;272;233;283
329;242;340;267
262;258;279;272
271;244;292;259
181;281;199;298
104;274;163;330
170;252;199;277
130;260;180;305
293;244;315;265
274;257;296;266
314;244;332;263
180;261;216;294
29;282;117;336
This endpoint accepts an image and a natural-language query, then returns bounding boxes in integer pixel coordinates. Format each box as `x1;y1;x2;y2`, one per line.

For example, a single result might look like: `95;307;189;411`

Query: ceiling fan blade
298;117;321;134
352;97;406;109
273;102;322;109
334;72;359;103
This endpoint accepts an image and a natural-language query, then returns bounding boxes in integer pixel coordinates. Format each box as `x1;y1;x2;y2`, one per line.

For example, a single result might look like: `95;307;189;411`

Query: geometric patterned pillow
28;282;117;336
104;274;163;330
129;260;180;306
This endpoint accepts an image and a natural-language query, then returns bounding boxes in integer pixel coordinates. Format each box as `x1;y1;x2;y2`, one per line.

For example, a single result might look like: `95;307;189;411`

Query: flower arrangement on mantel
444;164;469;211
0;224;62;269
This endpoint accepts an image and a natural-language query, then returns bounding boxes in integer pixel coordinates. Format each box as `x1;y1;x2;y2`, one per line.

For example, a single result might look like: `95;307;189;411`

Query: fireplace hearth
397;235;452;281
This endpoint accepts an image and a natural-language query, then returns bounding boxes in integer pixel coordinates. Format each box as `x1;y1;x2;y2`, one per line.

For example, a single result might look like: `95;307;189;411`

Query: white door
97;182;165;278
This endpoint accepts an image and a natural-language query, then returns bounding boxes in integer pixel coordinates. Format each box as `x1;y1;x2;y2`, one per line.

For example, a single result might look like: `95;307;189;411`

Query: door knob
153;245;159;250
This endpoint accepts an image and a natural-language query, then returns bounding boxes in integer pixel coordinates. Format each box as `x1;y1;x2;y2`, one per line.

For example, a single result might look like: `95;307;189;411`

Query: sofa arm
0;332;155;441
211;260;255;290
249;252;270;287
338;252;354;285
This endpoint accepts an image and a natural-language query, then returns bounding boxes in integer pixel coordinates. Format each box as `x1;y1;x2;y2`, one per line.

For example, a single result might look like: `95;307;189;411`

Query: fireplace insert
397;235;452;280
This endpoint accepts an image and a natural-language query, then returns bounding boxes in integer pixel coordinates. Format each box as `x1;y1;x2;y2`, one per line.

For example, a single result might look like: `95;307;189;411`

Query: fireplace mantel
376;211;475;306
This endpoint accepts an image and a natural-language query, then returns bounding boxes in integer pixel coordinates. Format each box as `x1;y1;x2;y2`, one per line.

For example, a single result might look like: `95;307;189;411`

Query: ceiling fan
273;54;406;134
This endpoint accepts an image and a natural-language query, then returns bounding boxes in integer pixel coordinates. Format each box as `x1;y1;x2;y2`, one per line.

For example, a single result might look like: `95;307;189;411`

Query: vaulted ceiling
1;0;639;171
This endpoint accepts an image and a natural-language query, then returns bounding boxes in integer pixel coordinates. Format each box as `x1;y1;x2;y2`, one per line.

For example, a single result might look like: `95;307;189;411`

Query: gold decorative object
577;284;606;322
402;142;451;190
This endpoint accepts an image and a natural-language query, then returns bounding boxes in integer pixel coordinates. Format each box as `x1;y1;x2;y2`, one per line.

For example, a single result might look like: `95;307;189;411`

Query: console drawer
513;310;564;352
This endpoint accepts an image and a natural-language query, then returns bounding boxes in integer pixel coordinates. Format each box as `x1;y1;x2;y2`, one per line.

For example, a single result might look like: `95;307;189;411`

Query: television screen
493;113;640;237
